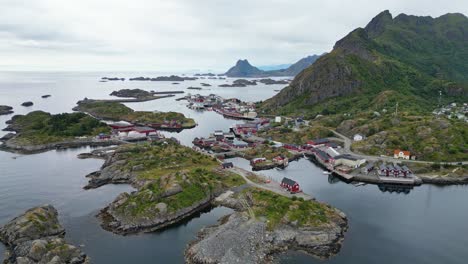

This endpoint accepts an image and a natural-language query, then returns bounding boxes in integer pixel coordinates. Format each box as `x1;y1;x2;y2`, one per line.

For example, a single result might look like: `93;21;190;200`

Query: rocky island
109;88;183;100
258;78;289;85
73;100;196;130
83;141;246;234
0;105;13;115
219;79;257;87
129;75;197;81
0;205;90;264
101;77;125;81
185;187;347;263
0;111;119;153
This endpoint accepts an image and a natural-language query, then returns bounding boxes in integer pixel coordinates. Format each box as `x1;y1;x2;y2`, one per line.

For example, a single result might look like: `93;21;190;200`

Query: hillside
262;10;468;115
224;55;321;77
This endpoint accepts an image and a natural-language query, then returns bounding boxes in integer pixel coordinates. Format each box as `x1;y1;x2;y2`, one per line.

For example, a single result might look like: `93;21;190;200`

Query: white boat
323;171;331;175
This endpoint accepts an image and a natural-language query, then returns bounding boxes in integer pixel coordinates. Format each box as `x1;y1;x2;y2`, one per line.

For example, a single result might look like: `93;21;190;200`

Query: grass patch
244;188;333;230
8;111;109;145
75;100;195;127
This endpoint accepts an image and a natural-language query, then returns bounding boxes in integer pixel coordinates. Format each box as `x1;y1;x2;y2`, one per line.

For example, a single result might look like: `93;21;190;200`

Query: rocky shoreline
185;190;348;263
98;193;215;235
0;105;13;115
419;175;468;185
0;205;89;264
0;135;122;154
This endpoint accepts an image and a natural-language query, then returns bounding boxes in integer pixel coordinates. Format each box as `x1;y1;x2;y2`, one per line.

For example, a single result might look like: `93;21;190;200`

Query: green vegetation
8;111;109;145
113;141;219;180
257;125;333;145
349;115;467;161
75;100;196;127
259;12;468;162
406;162;467;177
110;142;246;218
244;144;295;160
263;12;468;117
242;188;334;230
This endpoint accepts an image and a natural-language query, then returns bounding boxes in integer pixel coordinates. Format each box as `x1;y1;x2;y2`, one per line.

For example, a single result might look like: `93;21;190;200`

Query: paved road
330;130;468;165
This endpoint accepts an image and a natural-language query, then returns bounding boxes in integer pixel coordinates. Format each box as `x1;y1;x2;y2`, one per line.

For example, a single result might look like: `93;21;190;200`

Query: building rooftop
334;154;360;161
281;177;297;186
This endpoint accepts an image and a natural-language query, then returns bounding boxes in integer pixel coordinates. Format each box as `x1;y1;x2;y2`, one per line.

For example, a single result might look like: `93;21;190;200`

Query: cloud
0;0;466;71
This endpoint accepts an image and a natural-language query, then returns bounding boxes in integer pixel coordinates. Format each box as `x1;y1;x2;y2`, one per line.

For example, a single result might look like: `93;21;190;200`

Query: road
330;130;468;165
228;167;313;201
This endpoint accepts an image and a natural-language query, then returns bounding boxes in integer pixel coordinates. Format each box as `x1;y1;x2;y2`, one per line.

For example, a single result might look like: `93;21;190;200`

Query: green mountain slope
262;10;468;115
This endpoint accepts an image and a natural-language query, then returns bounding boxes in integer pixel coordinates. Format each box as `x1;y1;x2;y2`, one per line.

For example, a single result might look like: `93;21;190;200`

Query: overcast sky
0;0;466;72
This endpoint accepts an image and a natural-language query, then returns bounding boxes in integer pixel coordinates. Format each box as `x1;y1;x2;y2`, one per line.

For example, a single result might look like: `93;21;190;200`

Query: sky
0;0;466;72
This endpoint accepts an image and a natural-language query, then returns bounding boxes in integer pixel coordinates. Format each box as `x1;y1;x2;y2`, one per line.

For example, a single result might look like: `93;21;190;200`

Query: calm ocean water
0;71;467;263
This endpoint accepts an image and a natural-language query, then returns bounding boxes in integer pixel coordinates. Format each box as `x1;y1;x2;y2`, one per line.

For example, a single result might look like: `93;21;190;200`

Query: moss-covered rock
0;205;89;264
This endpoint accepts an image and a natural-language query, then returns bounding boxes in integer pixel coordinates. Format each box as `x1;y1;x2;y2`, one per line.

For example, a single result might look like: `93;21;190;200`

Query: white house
394;150;410;160
353;134;364;141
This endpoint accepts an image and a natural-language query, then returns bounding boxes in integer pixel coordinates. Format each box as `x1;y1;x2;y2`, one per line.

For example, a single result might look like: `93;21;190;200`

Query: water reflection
378;184;414;194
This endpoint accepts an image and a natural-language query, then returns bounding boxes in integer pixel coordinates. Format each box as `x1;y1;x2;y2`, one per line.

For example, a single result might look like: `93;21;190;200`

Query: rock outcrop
186;195;348;263
0;105;13;115
0;205;89;264
218;79;257;87
21;102;33;107
129;75;197;81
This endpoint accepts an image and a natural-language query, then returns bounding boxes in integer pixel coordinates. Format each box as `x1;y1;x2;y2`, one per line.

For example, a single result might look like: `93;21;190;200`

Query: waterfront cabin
379;164;389;176
307;138;330;147
401;165;412;177
280;177;300;193
221;162;234;169
394;149;411;160
283;144;301;151
361;162;374;174
386;164;395;175
315;149;333;163
393;164;403;177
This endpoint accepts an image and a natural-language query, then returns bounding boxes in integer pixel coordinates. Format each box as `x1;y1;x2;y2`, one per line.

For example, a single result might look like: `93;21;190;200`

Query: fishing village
81;92;426;193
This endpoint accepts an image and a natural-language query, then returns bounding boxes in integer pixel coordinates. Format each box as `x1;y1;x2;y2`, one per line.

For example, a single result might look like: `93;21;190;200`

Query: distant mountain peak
225;59;263;77
224;55;322;77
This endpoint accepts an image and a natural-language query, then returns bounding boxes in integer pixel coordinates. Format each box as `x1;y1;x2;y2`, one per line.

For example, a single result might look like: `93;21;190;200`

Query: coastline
0;136;123;154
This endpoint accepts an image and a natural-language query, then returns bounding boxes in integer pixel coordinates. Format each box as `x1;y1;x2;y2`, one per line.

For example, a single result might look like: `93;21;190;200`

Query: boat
323;171;332;175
